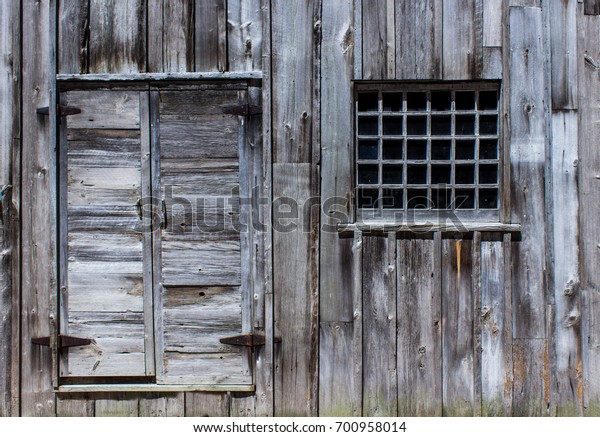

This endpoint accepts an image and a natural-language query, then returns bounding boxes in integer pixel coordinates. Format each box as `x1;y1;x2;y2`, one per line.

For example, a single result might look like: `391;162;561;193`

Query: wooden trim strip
57;72;263;82
338;222;521;235
58;384;255;393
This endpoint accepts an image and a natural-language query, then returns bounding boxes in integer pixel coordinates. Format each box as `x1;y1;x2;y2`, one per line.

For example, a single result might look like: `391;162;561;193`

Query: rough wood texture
273;164;319;416
138;393;185;417
397;238;441;416
148;0;194;72
509;6;547;340
185;392;229;417
362;235;397;416
513;339;549;416
442;239;475;416
442;0;483;79
584;0;600;15
228;0;262;71
88;0;146;73
395;0;442;80
21;0;56;416
480;240;511;416
58;0;90;74
362;0;394;79
483;0;502;47
549;0;578;109
0;0;18;417
56;395;95;417
195;0;227;72
578;13;600;416
318;0;355;416
271;0;320;163
320;0;354;323
95;394;139;417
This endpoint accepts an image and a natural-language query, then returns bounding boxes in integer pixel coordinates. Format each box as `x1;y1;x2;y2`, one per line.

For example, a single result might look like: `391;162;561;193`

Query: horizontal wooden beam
57;71;263;82
57;384;255;393
338;222;521;237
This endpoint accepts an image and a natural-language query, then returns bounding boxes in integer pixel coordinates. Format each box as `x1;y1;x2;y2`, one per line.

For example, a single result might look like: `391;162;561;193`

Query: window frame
353;81;504;224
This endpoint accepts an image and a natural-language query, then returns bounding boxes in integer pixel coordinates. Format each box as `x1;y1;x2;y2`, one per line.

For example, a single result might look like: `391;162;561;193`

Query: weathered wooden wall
1;0;600;417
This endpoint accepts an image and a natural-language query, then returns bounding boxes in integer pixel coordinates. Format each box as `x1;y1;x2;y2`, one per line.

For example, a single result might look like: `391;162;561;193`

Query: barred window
355;82;501;221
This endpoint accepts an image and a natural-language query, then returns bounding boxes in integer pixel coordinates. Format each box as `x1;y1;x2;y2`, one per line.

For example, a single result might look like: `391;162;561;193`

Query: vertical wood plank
353;0;363;79
195;0;227;72
320;0;354;323
58;0;90;74
483;47;503;79
513;338;549;416
361;0;394;79
0;0;19;417
273;164;319;416
442;238;475;416
228;0;262;71
138;393;185;417
443;0;483;79
578;12;600;416
185;393;229;417
95;394;139;417
56;395;95;417
255;0;274;418
395;0;443;80
352;230;363;416
88;0;147;73
148;0;194;72
472;232;482;417
318;2;355;415
397;238;441;416
509;6;547;339
481;240;510;416
362;236;397;416
483;0;503;47
551;111;582;415
271;0;320;164
550;0;578;109
21;0;56;416
230;393;256;417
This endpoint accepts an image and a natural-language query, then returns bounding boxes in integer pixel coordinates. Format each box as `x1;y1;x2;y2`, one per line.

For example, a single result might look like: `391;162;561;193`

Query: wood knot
418;346;426;354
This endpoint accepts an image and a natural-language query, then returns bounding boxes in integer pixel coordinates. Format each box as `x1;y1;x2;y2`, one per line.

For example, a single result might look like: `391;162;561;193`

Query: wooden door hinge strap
32;335;93;349
37;106;82;116
219;334;281;348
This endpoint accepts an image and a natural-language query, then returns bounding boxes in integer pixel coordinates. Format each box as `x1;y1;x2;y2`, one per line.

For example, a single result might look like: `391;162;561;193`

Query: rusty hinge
222;104;262;116
37;105;82;116
220;333;281;348
32;335;93;349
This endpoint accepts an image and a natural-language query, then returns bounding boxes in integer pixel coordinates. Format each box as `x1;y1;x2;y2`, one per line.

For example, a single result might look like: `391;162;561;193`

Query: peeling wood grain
513;339;549;416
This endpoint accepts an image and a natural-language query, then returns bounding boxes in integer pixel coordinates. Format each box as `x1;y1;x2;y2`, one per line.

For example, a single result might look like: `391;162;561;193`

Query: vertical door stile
140;90;156;377
150;88;164;382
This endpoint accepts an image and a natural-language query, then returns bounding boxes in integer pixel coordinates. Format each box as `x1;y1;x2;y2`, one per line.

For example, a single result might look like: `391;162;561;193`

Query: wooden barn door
58;88;154;378
151;85;253;385
57;84;256;387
